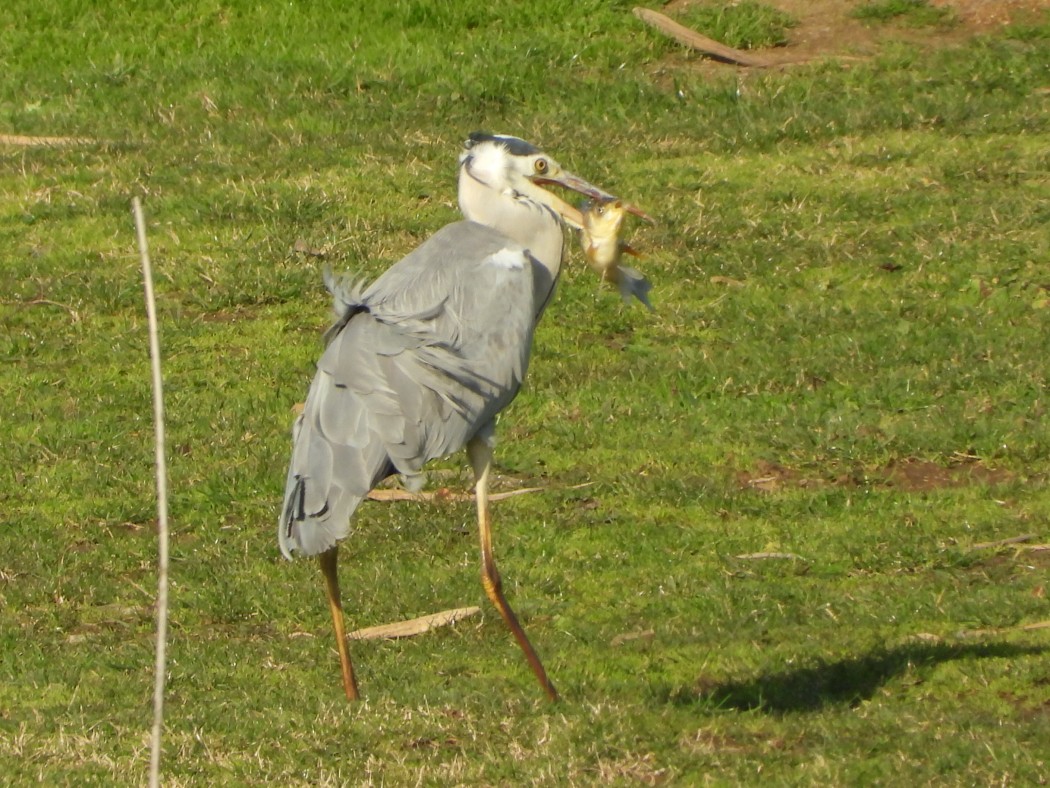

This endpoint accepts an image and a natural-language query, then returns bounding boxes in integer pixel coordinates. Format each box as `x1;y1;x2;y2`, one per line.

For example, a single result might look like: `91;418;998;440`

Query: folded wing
279;221;542;558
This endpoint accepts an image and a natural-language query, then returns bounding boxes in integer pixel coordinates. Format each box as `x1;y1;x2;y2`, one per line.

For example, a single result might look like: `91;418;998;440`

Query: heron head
459;132;652;230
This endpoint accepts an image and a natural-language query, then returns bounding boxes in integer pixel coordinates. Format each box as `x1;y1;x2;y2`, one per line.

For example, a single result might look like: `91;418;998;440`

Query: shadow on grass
671;641;1046;714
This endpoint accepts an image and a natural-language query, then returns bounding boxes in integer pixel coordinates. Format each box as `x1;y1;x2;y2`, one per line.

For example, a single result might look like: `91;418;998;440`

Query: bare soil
660;0;1050;69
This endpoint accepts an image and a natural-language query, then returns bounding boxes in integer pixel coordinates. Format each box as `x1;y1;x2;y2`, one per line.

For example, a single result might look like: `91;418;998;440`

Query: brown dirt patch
932;0;1050;27
880;457;1013;491
659;0;1049;72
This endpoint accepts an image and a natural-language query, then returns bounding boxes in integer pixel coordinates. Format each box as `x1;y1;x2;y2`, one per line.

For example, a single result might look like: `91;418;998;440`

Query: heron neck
458;168;564;313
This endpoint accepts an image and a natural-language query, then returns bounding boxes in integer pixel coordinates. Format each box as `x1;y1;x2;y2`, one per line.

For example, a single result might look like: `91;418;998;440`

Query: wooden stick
611;629;655;646
735;552;806;561
0;133;98;147
6;297;81;322
349;607;481;640
134;198;169;788
366;482;594;503
969;534;1037;551
633;7;773;68
955;620;1050;639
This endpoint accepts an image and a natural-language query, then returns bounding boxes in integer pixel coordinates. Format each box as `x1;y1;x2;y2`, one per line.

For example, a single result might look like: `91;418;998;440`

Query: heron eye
533;158;549;175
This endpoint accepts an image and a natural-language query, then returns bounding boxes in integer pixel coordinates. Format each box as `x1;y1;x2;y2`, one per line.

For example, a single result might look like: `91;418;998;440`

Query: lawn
1;0;1048;784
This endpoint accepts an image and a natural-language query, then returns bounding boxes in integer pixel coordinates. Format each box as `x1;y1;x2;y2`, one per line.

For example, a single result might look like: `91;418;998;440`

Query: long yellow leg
319;547;360;701
467;437;559;702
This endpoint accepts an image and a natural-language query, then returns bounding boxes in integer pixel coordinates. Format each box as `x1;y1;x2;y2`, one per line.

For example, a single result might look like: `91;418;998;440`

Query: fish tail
617;265;655;312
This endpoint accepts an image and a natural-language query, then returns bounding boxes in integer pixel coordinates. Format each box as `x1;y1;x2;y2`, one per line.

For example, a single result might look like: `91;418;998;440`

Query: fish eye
595;205;605;216
533;158;549;175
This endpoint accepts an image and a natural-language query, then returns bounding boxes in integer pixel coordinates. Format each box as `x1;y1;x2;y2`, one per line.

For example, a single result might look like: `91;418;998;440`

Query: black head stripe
464;131;541;157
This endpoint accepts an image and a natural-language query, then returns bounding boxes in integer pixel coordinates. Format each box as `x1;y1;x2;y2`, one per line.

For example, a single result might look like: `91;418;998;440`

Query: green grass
677;1;799;50
2;0;1049;783
852;0;957;27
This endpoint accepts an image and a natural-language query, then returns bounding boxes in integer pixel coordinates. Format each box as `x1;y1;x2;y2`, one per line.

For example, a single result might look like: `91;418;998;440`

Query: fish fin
620;242;643;259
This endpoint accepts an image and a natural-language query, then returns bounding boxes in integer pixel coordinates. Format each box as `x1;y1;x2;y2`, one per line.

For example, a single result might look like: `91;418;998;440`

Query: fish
579;198;655;311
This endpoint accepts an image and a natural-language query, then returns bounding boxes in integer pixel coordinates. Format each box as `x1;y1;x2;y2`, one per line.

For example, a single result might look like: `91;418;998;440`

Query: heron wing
279;221;540;558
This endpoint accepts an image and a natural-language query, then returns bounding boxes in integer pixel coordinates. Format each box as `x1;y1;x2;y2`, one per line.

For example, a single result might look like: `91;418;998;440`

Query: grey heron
279;132;649;702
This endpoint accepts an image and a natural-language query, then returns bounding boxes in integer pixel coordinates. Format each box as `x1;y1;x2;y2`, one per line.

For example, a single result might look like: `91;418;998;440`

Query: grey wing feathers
279;221;540;559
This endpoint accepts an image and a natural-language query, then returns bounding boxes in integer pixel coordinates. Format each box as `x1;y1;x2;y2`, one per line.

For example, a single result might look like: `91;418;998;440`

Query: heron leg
319;546;359;701
467;436;559;702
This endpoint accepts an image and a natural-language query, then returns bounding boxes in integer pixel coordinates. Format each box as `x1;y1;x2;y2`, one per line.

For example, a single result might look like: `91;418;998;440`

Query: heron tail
277;390;392;560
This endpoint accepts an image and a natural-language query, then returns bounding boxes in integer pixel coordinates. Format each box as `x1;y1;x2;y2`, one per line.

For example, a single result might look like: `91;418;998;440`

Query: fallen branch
5;297;81;322
955;620;1050;639
349;606;481;640
611;629;655;647
366;488;449;503
0;133;98;147
745;476;780;489
633;7;772;68
969;534;1037;551
902;620;1050;645
734;552;806;561
366;482;594;504
710;275;746;288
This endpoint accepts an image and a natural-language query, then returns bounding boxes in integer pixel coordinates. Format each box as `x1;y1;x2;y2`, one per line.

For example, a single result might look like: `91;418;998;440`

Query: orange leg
467;437;559;702
319;547;360;701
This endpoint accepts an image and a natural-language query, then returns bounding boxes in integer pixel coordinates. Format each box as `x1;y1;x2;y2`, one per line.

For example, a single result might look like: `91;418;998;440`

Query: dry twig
969;534;1037;551
611;629;656;647
902;620;1050;645
0;133;98;147
366;482;594;503
5;297;81;322
735;552;806;561
349;607;481;640
955;620;1050;639
134;198;169;788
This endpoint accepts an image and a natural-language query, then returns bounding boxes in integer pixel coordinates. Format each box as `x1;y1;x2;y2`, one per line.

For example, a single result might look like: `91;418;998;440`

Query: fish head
580;197;627;240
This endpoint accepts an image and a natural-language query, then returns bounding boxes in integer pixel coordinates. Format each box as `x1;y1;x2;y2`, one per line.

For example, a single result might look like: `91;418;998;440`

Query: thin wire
134;197;169;788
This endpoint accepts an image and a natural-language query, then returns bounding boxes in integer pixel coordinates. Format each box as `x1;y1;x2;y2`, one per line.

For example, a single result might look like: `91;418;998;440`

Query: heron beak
533;171;655;227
